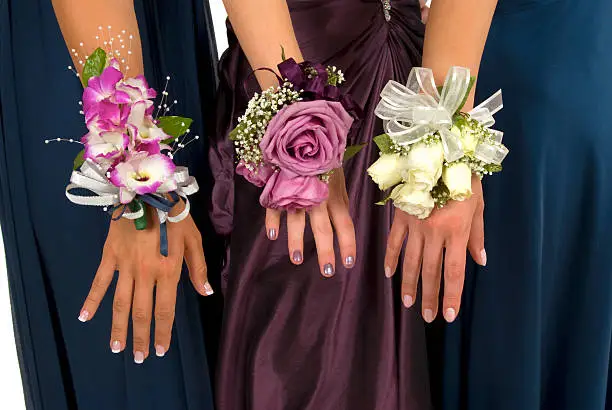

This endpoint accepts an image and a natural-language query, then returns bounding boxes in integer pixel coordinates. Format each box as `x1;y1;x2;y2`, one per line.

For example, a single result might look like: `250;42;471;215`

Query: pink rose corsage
230;58;364;211
51;39;200;256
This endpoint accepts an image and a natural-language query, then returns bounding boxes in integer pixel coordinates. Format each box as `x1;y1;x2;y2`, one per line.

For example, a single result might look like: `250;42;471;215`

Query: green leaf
73;149;85;170
456;76;477;113
128;200;148;230
343;143;367;162
228;126;240;141
157;116;193;143
375;190;395;206
81;47;107;87
373;134;394;154
281;45;286;61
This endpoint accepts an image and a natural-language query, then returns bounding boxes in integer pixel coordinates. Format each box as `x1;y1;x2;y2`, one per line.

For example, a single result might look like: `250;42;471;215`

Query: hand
78;202;211;363
384;176;486;323
265;169;356;276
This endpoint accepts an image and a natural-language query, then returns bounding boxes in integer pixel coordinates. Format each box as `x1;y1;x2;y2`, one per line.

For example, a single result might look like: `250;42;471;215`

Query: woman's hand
265;169;356;277
78;203;211;363
384;175;486;323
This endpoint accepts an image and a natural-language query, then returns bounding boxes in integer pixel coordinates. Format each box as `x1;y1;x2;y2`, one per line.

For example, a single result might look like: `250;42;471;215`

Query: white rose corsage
368;66;509;219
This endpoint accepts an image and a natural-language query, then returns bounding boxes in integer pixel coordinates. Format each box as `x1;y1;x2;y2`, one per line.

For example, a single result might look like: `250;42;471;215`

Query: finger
401;230;423;309
443;236;468;323
109;268;134;353
328;201;356;269
132;276;154;364
154;272;179;358
385;216;409;278
309;203;336;277
421;236;443;323
287;210;306;265
79;251;116;322
467;204;486;266
265;208;281;240
184;234;212;296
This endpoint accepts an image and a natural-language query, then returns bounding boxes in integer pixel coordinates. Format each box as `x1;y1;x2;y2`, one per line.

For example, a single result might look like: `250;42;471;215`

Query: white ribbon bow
375;66;507;164
65;159;199;223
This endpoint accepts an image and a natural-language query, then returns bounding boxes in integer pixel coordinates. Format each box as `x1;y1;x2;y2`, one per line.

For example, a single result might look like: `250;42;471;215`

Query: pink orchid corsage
230;58;364;211
54;42;199;256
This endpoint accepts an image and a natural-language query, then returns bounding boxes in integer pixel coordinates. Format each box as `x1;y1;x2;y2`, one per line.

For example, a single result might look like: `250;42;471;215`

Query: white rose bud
451;124;478;154
390;183;435;220
402;140;444;191
367;154;408;190
442;162;473;201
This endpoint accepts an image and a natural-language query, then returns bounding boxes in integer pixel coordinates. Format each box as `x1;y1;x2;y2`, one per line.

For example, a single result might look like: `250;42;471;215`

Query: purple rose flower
236;161;274;187
260;100;353;176
259;171;329;210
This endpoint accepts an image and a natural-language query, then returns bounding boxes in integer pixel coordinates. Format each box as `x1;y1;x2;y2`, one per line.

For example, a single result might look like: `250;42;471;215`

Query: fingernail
203;281;214;296
111;341;122;353
444;308;456;323
403;295;414;308
292;250;303;264
480;249;487;266
78;310;89;322
134;351;145;364
384;266;392;277
344;256;355;267
268;228;277;240
155;345;166;357
423;309;434;323
323;263;334;277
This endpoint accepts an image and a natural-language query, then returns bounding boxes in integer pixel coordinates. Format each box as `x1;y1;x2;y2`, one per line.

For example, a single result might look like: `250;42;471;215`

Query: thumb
467;204;486;266
184;235;213;296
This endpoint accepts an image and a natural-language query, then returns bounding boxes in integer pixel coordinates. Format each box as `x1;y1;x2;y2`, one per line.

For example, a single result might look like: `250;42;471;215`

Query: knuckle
132;336;147;348
113;298;128;313
111;325;125;336
132;308;150;324
445;262;465;281
155;308;175;322
312;221;332;237
85;294;101;305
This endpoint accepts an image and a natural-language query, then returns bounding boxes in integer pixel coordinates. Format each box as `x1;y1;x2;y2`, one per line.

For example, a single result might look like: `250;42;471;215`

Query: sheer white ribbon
65;159;199;222
375;66;507;164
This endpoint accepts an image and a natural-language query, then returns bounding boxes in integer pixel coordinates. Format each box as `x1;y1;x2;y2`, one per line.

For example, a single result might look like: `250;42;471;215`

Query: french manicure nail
323;263;334;277
444;308;456;323
155;345;166;357
292;250;303;264
423;309;434;323
78;310;89;322
480;249;487;266
203;281;214;296
344;256;355;267
134;351;145;364
384;266;392;277
403;295;414;308
268;228;277;240
111;341;122;353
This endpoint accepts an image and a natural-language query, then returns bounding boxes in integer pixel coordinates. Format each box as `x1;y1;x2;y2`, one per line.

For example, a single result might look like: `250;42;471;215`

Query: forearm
421;0;498;108
51;0;144;77
223;0;302;89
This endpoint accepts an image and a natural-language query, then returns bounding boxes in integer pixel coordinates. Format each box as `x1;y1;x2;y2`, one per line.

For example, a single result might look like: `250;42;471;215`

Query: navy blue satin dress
0;1;221;409
432;0;612;409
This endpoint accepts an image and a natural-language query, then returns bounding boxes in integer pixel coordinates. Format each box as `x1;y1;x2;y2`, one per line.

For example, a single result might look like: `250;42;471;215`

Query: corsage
368;66;509;219
50;29;200;256
230;57;363;210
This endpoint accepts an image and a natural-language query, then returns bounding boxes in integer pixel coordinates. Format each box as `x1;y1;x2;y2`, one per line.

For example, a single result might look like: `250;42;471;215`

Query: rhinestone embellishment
381;0;391;21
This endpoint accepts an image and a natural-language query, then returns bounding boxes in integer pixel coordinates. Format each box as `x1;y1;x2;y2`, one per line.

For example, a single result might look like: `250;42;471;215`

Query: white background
0;2;229;408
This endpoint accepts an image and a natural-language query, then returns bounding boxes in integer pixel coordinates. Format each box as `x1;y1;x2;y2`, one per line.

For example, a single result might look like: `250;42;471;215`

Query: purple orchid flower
82;129;130;162
116;75;157;104
82;66;131;123
127;100;169;145
109;151;176;204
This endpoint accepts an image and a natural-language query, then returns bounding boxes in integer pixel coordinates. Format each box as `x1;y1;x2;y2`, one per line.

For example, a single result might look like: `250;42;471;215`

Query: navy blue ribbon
140;192;179;257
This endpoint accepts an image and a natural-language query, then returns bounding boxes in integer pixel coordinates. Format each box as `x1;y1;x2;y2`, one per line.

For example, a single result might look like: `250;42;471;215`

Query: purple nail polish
292;250;303;263
323;263;334;276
